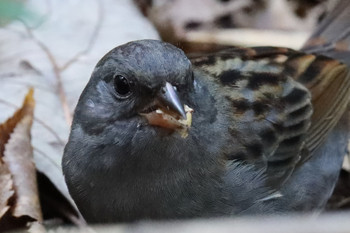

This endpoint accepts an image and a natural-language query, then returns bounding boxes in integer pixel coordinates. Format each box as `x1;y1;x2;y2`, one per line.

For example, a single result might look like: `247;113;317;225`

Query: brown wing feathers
192;47;313;166
192;46;350;184
283;54;350;155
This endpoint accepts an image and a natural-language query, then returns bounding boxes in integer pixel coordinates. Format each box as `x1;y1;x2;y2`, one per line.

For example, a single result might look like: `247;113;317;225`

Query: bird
62;1;350;223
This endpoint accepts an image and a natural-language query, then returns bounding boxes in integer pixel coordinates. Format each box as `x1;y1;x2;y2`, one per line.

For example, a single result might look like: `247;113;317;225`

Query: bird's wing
285;51;350;159
302;0;350;66
300;0;350;159
191;46;350;185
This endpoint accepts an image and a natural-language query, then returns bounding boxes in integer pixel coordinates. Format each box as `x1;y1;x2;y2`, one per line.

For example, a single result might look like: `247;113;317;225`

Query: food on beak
140;82;193;137
141;104;193;137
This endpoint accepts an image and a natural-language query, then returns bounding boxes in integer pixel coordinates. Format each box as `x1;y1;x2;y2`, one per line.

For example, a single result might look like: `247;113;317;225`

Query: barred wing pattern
191;47;350;185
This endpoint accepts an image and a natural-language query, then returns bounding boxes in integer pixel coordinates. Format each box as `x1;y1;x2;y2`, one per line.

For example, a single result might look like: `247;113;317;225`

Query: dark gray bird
62;1;350;223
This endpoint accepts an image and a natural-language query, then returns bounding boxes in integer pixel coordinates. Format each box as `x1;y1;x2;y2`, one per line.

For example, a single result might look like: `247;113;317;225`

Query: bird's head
74;40;195;136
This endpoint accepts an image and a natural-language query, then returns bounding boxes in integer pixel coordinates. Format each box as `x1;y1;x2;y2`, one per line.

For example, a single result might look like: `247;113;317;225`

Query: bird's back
191;46;350;187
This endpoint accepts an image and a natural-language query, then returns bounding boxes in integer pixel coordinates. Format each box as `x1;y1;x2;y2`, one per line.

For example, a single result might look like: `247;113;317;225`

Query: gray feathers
62;40;348;223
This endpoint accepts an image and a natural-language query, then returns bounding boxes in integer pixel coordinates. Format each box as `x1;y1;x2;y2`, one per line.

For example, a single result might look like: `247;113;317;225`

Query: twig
60;0;104;71
334;197;350;209
18;0;105;126
22;22;73;125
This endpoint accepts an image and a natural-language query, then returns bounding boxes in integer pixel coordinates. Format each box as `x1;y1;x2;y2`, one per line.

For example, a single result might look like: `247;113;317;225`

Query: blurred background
135;0;335;52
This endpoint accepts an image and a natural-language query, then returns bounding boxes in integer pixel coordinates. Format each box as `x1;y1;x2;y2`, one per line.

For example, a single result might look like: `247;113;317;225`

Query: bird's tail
302;0;350;66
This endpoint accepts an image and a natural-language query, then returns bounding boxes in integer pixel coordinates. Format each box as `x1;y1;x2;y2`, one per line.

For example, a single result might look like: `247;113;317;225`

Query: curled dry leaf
0;89;37;221
0;89;44;231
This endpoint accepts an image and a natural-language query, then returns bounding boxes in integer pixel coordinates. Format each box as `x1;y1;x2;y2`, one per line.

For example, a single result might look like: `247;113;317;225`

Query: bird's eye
114;75;133;97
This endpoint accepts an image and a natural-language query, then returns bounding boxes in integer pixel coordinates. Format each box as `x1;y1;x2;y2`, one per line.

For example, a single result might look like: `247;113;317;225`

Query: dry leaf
0;162;14;219
0;89;36;221
0;89;44;231
3;90;41;221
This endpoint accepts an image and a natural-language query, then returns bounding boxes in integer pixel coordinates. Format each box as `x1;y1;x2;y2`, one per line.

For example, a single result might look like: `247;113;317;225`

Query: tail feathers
302;0;350;66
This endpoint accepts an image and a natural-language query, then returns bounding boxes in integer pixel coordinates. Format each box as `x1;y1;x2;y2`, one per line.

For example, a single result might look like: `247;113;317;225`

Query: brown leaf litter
0;89;45;232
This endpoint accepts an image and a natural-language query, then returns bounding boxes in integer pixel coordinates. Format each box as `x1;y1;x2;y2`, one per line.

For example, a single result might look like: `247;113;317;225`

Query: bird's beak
139;82;193;136
158;82;186;120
